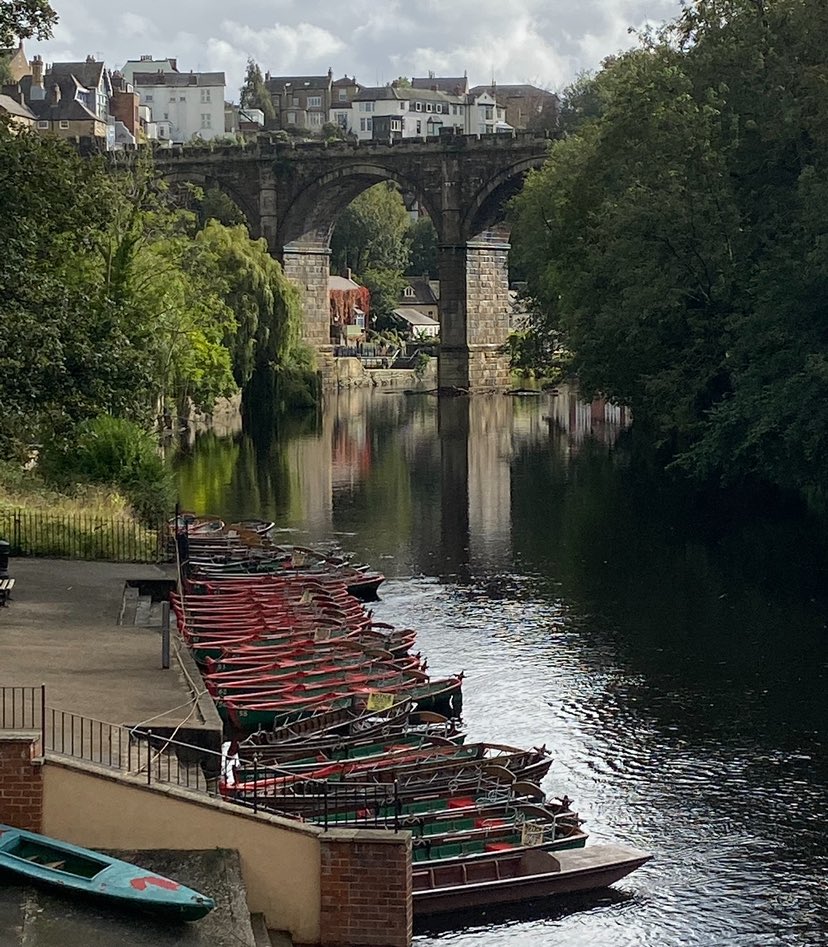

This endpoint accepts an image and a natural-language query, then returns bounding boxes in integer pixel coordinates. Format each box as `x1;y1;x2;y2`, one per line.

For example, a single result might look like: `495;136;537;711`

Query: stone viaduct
153;133;551;389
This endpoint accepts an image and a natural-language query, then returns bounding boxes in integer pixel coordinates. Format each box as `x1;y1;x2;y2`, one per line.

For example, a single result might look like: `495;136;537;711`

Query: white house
130;68;225;143
347;83;510;141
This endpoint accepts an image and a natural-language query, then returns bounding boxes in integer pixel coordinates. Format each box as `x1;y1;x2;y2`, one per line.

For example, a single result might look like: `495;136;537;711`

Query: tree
191;220;302;409
361;268;406;330
406;216;437;278
239;58;275;125
511;0;828;499
330;182;410;275
0;0;57;46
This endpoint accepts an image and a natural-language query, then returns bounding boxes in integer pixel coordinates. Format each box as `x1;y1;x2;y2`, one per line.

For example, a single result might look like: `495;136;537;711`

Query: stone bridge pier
438;225;512;390
151;136;551;391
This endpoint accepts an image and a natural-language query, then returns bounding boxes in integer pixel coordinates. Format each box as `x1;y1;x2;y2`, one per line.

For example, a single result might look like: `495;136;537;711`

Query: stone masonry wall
439;241;512;389
0;733;43;831
282;245;336;387
319;832;412;947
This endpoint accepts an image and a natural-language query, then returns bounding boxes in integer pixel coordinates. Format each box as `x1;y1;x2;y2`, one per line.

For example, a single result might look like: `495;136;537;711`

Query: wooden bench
0;578;15;606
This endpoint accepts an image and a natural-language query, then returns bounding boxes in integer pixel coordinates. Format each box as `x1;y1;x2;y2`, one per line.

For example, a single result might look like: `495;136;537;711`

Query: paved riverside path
0;559;221;742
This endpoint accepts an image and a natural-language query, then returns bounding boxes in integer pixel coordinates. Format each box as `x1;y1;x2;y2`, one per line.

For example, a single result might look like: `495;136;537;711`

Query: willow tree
192;221;304;412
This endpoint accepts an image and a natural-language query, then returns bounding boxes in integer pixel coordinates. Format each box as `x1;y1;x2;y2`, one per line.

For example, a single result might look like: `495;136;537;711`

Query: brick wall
319;831;412;947
0;733;43;831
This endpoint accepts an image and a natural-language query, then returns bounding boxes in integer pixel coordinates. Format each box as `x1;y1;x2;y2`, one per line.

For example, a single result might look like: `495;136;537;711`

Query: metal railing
1;686;399;831
0;509;169;563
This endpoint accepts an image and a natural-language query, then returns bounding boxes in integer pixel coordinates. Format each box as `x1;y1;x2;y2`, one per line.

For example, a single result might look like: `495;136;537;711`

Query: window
400;101;406;110
338;89;347;100
359;101;374;112
435;104;442;114
201;113;212;129
144;94;153;102
415;102;422;111
416;120;422;134
391;120;401;131
163;112;169;120
404;286;415;298
308;95;322;108
37;120;49;128
359;117;372;131
200;88;211;103
170;96;176;103
426;102;433;112
292;96;299;106
286;111;296;125
59;120;69;129
308;111;323;127
485;106;493;120
179;95;186;101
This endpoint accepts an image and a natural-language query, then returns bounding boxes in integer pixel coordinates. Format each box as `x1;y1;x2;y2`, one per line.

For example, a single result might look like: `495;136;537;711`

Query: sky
26;0;682;101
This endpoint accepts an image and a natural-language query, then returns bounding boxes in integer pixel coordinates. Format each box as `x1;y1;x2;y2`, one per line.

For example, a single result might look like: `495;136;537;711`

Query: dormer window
404;286;415;298
426;102;433;112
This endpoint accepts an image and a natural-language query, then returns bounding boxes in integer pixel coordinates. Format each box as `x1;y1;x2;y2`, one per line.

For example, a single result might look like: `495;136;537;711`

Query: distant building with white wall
131;69;225;142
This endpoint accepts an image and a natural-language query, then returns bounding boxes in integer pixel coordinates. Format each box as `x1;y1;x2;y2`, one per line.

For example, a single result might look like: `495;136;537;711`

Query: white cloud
26;0;683;98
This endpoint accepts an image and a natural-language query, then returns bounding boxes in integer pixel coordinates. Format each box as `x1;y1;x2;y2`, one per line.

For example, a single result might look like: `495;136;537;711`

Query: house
397;277;439;320
329;274;370;345
266;70;333;133
0;92;36;131
347;82;511;141
391;308;440;340
329;75;361;134
25;56;110;148
396;276;440;322
49;56;112;120
469;83;559;131
131;69;226;142
350;85;465;142
0;41;31;83
109;71;140;144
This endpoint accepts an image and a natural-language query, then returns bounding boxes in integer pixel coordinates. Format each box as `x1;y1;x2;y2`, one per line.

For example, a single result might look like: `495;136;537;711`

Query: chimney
86;54;95;63
30;55;44;87
48;82;61;105
140;54;152;61
328;66;333;80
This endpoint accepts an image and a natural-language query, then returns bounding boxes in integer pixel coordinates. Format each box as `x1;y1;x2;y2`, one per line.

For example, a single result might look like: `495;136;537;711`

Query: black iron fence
0;686;399;831
0;509;169;563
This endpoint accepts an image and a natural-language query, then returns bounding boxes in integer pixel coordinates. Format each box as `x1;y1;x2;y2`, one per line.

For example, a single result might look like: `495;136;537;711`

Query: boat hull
0;824;214;921
412;843;651;916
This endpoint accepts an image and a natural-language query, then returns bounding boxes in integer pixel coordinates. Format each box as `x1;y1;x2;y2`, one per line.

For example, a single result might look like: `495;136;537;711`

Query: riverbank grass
0;463;163;561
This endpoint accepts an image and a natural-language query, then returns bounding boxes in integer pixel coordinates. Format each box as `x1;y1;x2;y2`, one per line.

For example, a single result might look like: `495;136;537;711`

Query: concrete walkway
0;559;220;740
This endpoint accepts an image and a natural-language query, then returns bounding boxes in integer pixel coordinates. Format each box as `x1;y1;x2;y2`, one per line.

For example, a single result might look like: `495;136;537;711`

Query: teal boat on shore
0;824;215;921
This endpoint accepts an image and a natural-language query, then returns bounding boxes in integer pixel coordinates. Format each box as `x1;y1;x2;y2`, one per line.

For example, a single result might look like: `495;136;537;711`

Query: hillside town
0;42;560;148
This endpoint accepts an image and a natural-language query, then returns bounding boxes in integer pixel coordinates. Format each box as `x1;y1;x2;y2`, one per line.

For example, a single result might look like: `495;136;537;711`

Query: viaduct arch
153;134;551;390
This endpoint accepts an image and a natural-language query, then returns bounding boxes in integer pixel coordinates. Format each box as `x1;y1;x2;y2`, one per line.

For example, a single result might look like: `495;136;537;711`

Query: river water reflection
175;388;828;947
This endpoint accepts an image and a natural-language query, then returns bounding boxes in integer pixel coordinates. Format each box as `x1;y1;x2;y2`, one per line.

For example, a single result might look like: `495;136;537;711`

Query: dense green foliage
0;126;309;509
330;183;439;327
41;415;173;522
512;0;828;498
0;0;57;45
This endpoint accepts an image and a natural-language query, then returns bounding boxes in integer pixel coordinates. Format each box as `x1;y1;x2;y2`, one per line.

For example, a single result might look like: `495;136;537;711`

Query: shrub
41;416;174;524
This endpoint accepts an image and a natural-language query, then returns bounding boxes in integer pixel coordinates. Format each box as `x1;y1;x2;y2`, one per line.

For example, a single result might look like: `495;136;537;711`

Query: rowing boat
0;824;215;920
412;842;652;916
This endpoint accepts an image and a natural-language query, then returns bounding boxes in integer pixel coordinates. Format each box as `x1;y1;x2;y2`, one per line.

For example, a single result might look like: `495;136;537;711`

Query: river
175;387;828;947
